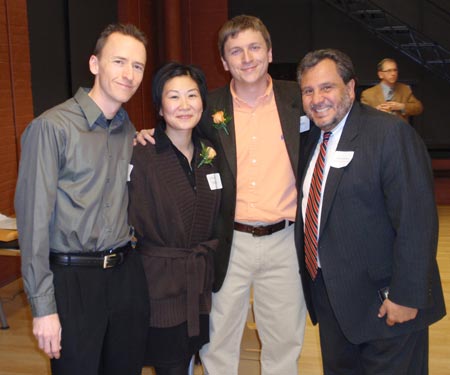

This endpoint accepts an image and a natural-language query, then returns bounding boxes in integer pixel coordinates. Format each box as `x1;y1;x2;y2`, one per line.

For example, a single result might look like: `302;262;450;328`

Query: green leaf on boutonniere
211;109;231;135
197;142;217;168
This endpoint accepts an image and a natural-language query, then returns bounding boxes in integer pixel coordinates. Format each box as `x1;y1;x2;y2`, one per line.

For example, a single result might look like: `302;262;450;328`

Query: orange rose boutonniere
197;142;217;168
212;109;231;135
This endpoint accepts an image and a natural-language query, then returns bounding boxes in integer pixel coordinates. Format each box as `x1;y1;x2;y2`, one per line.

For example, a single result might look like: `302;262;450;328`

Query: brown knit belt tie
185;245;208;337
140;239;218;337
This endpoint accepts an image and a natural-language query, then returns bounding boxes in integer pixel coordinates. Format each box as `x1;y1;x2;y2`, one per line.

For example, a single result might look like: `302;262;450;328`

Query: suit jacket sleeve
401;85;423;116
377;116;436;308
359;89;371;106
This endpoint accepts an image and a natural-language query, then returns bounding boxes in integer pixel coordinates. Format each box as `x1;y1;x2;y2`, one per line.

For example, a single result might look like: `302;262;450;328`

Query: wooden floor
1;206;449;375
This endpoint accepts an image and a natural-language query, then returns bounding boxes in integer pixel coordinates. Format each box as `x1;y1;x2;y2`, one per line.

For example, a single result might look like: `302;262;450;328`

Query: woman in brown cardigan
128;62;221;375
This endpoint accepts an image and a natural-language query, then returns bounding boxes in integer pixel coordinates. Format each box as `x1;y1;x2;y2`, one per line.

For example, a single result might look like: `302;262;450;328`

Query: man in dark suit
197;15;307;375
296;49;445;374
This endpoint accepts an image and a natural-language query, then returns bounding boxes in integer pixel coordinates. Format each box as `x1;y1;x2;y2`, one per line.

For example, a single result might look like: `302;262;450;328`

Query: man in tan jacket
360;58;423;122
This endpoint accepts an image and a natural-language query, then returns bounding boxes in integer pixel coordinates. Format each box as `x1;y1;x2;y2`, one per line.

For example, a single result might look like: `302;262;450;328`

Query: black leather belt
234;220;294;237
50;245;130;269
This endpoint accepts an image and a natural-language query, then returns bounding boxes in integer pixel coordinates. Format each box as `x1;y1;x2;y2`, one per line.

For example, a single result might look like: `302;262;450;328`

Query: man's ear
221;57;229;72
347;78;356;100
89;55;99;75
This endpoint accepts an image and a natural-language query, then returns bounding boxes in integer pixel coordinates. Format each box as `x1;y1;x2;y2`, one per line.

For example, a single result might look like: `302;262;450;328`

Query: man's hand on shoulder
378;299;418;327
33;313;62;359
134;128;156;146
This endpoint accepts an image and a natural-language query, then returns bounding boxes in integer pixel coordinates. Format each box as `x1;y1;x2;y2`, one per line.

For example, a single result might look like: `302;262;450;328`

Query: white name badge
207;173;223;190
300;115;310;133
127;164;134;181
330;151;354;168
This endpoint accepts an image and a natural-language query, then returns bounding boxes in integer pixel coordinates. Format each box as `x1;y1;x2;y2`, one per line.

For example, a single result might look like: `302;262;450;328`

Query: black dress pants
311;269;429;375
50;250;149;375
154;358;191;375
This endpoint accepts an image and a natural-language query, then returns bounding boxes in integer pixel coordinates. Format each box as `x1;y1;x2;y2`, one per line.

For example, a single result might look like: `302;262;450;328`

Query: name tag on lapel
300;116;310;133
206;173;223;190
330;151;354;168
127;164;134;181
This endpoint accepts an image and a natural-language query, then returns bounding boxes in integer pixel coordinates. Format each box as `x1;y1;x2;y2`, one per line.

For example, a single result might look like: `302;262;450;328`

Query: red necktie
304;131;331;280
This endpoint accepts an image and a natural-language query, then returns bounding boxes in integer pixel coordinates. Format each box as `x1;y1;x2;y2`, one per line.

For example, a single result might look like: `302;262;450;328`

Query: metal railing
322;0;450;83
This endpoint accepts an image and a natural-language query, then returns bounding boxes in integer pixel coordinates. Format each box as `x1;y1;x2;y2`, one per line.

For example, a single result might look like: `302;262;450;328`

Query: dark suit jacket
295;102;445;344
199;79;302;291
360;82;423;122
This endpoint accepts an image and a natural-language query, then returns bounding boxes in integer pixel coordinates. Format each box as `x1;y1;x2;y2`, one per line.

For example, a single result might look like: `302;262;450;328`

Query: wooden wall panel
0;0;33;216
7;0;33;144
118;0;156;130
116;0;229;130
0;1;15;216
187;0;229;90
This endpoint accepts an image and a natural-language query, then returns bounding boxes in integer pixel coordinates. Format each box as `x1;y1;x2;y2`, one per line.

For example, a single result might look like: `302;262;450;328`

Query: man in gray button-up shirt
15;24;150;375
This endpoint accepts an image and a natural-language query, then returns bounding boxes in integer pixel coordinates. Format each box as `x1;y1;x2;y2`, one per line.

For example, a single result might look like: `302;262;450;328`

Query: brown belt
233;220;294;237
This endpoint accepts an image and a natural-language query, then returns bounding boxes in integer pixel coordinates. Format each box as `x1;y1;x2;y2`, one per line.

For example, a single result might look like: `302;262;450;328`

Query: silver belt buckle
103;253;117;269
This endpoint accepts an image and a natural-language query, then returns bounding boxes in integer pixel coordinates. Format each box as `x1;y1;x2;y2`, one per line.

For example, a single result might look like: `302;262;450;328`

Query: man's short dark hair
297;48;356;85
93;23;147;57
218;15;272;58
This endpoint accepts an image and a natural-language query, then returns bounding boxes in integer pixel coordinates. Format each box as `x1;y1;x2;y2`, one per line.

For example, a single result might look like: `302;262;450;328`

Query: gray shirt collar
74;87;127;130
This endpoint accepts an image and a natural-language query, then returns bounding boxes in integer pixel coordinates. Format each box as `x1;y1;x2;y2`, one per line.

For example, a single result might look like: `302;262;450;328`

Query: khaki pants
200;224;307;375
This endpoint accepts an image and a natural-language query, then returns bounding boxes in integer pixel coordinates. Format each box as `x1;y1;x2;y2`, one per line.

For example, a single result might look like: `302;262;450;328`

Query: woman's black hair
152;61;208;115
